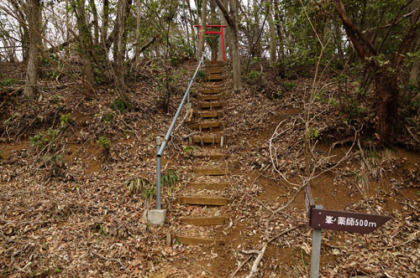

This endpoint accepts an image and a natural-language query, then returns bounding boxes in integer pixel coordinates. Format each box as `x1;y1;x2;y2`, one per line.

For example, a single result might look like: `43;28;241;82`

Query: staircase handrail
155;56;205;209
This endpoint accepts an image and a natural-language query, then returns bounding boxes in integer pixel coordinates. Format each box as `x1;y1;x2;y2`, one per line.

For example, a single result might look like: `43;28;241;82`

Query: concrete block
147;209;167;225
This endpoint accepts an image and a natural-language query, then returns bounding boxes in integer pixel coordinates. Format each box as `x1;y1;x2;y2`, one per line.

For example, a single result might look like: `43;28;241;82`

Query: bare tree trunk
89;0;99;46
268;2;276;65
197;0;207;59
101;0;109;45
71;0;96;96
335;0;420;144
210;0;218;61
215;0;241;92
135;0;142;68
217;0;228;61
229;0;241;93
114;0;132;105
409;0;420;86
186;0;196;56
24;0;42;97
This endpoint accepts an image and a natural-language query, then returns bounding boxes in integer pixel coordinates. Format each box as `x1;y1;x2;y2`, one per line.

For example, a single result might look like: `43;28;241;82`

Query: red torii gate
194;25;227;61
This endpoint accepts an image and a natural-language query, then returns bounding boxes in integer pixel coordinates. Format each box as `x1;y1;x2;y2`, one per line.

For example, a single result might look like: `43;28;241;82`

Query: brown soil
1;60;419;278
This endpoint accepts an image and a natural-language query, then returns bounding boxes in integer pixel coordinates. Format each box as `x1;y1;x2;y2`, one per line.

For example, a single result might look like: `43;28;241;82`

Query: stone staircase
173;61;231;245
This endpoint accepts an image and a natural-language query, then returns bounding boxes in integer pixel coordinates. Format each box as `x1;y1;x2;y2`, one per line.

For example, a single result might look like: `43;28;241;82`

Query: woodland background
0;0;419;277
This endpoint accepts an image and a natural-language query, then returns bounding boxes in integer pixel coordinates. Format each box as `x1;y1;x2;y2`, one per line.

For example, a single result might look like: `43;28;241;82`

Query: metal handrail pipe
155;56;205;209
157;56;204;157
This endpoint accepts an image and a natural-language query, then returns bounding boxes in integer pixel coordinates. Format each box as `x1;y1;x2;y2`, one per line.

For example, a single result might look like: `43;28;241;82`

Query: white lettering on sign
337;217;346;225
325;216;377;228
325;215;336;224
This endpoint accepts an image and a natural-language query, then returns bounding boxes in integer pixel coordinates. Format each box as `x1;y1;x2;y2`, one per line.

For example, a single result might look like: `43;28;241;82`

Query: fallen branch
242;225;304;278
230;255;253;277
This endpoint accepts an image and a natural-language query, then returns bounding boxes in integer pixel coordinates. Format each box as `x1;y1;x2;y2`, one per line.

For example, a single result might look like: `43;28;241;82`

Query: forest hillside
0;1;419;277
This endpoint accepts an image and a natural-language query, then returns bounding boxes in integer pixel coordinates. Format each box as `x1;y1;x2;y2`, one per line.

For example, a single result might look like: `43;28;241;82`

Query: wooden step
198;93;223;101
205;68;224;74
173;234;224;245
198;101;224;110
190;134;224;146
193;167;229;176
206;61;225;67
197;110;224;120
209;74;225;81
178;196;229;206
194;152;229;160
200;88;223;94
189;181;229;190
208;74;225;82
181;216;227;226
192;120;225;131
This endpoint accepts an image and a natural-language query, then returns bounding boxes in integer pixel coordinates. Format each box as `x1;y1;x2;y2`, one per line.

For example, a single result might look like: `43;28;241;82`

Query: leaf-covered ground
1;60;419;277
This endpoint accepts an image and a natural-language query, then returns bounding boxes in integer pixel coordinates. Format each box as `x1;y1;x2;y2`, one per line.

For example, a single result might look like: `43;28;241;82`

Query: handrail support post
156;136;162;210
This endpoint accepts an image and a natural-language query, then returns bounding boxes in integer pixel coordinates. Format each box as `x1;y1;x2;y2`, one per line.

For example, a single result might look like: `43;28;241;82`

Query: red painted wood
194;25;227;61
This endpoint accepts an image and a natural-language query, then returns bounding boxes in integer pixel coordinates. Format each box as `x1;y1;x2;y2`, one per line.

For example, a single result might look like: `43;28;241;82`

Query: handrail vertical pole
156;137;162;209
155;56;204;211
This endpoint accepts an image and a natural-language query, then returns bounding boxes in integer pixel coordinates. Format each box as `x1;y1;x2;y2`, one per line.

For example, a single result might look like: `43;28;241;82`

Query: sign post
304;184;391;278
310;204;323;278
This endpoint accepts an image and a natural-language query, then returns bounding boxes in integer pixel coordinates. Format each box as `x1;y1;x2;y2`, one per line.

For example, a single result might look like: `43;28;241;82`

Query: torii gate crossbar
194;25;227;61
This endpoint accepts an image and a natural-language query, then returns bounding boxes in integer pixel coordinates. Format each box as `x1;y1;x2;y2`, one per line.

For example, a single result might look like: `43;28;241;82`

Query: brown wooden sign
310;208;391;234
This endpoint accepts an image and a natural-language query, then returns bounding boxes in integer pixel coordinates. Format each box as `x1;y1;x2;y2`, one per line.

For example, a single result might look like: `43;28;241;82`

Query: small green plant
162;169;178;188
125;177;157;200
183;145;197;157
270;91;283;99
51;95;63;105
93;223;108;235
44;153;65;177
283;82;296;91
102;112;114;123
0;78;17;87
247;71;263;80
59;113;71;128
142;185;157;200
195;70;207;81
96;136;111;150
310;128;320;140
111;97;128;112
126;177;149;195
30;128;60;150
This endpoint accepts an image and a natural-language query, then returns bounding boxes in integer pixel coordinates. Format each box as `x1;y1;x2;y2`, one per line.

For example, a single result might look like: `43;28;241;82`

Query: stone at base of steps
181;216;227;226
173;234;224;245
177;196;229;206
189;181;229;190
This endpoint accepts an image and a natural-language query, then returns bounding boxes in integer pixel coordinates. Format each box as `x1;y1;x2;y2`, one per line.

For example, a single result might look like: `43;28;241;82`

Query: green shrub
111;98;128;112
126;177;156;200
30;128;60;150
102;112;114;123
96;136;111;150
60;113;71;128
247;71;263;80
195;70;207;81
162;169;178;188
0;78;17;87
283;82;296;91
